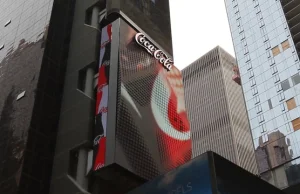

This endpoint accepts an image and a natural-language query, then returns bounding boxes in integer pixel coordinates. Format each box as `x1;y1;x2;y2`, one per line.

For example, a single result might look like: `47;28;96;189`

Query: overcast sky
170;0;235;70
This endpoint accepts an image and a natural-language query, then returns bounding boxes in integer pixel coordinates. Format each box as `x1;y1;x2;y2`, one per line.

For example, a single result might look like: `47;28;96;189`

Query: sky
169;0;235;70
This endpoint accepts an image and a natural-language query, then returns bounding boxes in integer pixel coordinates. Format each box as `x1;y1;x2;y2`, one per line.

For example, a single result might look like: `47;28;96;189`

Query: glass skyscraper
225;0;300;189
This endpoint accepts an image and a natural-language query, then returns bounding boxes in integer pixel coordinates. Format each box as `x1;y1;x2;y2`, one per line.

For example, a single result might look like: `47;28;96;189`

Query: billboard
114;20;191;180
93;24;112;171
127;154;212;194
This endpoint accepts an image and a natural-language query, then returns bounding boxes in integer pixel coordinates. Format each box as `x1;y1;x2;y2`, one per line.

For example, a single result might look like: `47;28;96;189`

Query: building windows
257;12;263;20
247;61;252;70
260;124;267;133
263;35;269;42
273;74;280;83
286;98;296;110
254;96;260;104
255;6;261;14
236;11;241;20
293;54;299;62
248;70;254;79
269;57;275;66
250;78;256;86
271;66;278;75
281;103;286;112
244;47;249;54
256;105;262;113
258;114;265;123
261;27;267;35
265;41;271;50
262;134;269;143
240;32;245;40
254;0;259;7
242;39;247;46
237;18;241;27
281;79;290;91
292;118;300;131
279;92;285;102
281;40;290;51
259;20;265;28
276;84;282;92
252;87;258;95
246;53;251;62
292;73;300;85
272;46;280;56
268;99;273;109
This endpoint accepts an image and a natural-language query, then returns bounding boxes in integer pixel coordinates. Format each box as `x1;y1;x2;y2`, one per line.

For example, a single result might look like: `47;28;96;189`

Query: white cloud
170;0;235;70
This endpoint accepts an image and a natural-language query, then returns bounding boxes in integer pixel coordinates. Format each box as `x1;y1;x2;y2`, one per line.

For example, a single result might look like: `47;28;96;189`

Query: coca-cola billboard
93;24;112;171
114;20;191;179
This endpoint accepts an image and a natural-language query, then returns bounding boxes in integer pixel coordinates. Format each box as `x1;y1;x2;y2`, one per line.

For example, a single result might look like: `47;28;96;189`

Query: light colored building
182;46;258;174
225;0;300;189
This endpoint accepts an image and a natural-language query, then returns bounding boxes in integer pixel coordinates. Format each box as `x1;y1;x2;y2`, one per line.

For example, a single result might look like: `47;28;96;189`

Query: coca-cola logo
135;33;173;71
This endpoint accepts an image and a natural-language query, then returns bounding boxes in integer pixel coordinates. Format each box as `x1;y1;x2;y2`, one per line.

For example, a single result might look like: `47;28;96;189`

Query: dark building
0;0;190;194
127;151;285;194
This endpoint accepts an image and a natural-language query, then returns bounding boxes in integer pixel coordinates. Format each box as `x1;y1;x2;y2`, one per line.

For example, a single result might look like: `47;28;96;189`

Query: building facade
225;0;300;189
182;46;258;174
0;0;188;194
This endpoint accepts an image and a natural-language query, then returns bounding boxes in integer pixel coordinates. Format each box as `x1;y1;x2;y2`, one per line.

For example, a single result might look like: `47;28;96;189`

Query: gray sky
170;0;235;70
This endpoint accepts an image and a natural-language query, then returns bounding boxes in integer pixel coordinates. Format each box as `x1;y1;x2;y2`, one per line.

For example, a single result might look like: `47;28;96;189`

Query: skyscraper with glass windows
225;0;300;190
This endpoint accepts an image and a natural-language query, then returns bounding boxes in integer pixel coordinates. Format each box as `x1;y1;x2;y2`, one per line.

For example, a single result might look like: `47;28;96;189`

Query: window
272;46;280;56
256;105;262;113
244;47;249;54
239;26;244;34
259;20;265;28
254;0;259;7
247;61;252;70
242;39;247;46
268;99;273;109
281;79;290;91
246;53;251;62
257;12;263;20
237;18;241;27
262;134;269;143
271;66;278;75
250;78;256;86
240;32;245;40
252;87;258;95
273;74;280;83
287;98;296;110
234;6;239;13
255;6;261;14
261;27;267;35
281;103;286;111
249;70;254;79
236;12;241;20
281;40;290;51
292;73;300;85
260;124;267;133
258;114;265;123
292;118;300;131
276;84;282;92
279;92;285;102
269;57;275;66
265;41;271;50
263;35;269;42
293;54;298;62
254;96;260;104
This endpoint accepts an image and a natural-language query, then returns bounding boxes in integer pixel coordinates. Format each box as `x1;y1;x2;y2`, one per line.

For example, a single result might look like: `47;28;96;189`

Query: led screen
93;24;112;171
115;20;191;180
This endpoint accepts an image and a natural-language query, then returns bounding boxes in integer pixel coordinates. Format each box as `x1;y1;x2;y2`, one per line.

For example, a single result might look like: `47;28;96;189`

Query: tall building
0;0;191;194
225;0;300;189
182;46;258;174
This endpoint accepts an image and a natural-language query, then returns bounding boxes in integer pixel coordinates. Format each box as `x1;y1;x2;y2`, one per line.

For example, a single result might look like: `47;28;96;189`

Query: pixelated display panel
94;24;112;171
115;20;191;180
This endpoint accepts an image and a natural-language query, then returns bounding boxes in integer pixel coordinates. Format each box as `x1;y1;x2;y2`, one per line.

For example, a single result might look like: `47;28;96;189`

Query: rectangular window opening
287;98;296;111
292;118;300;131
272;46;280;56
